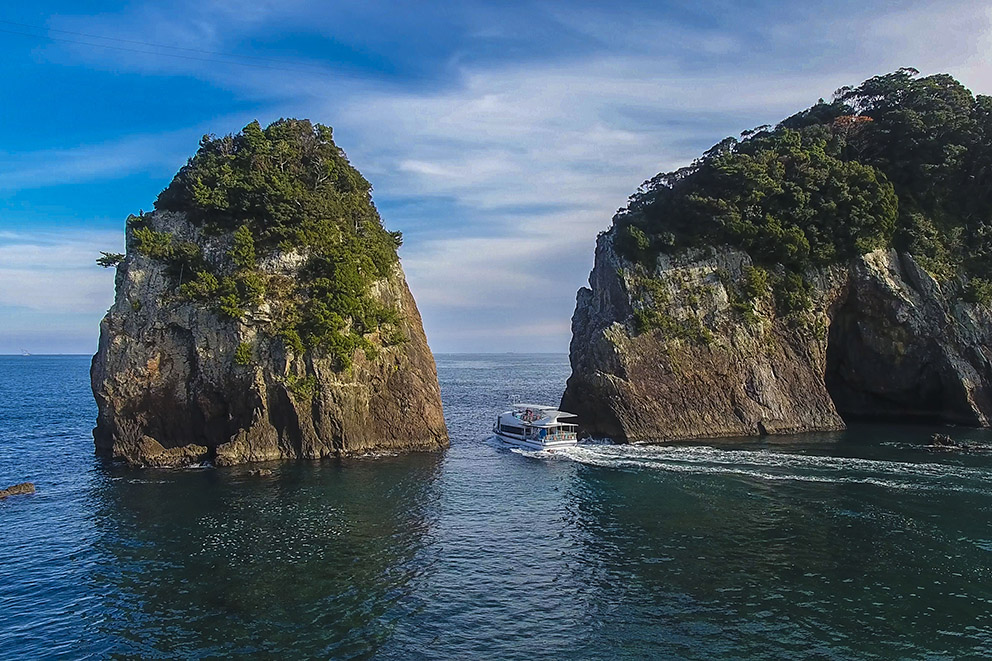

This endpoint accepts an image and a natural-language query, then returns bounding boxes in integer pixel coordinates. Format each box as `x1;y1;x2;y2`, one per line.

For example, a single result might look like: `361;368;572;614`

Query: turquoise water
2;354;992;659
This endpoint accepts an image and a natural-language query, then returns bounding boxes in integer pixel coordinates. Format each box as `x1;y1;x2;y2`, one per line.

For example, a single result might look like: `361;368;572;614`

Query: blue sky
1;1;991;354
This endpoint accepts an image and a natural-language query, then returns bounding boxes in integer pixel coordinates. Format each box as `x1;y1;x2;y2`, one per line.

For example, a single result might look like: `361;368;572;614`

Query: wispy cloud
0;229;121;314
0;134;189;193
5;0;992;352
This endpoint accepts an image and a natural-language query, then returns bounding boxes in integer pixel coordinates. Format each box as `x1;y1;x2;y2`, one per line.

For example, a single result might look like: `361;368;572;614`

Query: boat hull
493;430;577;451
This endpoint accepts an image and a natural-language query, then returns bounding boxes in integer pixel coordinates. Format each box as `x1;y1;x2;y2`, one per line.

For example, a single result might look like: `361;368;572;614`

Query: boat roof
500;407;578;426
508;404;576;418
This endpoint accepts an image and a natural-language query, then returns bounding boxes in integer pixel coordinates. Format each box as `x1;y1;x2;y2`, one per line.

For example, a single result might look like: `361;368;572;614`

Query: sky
1;1;991;354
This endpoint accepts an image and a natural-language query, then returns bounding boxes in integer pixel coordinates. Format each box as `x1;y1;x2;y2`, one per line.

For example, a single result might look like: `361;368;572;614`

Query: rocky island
92;119;448;467
563;70;992;441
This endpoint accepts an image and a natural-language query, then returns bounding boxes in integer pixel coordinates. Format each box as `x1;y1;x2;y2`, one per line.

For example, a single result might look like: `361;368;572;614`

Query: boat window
500;424;525;436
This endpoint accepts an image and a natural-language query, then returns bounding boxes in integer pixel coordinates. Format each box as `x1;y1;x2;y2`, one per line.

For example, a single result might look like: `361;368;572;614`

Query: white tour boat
493;404;579;450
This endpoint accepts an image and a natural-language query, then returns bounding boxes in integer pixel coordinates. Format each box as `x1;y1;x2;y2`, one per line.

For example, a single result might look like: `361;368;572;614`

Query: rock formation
562;70;992;441
562;232;992;441
92;120;447;467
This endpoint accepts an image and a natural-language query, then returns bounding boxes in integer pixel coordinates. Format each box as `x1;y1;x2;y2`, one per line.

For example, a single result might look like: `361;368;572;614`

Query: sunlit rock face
562;229;992;442
92;211;448;467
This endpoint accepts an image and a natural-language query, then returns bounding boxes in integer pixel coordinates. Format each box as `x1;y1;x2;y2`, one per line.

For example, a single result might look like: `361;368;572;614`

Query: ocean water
2;354;992;659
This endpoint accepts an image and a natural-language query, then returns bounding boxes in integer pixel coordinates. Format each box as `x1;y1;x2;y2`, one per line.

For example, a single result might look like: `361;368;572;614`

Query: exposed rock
929;433;956;448
0;482;36;498
248;468;273;477
92;211;448;467
562;230;992;442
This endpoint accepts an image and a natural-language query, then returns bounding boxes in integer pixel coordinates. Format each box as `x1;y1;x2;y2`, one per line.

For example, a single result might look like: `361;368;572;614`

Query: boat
493;404;579;450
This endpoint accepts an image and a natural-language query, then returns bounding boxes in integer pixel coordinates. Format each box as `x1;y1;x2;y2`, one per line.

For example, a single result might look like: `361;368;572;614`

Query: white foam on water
524;442;992;493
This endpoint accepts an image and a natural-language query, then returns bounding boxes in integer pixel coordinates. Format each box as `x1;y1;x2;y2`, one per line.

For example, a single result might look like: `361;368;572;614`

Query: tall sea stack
92;119;448;467
562;70;992;441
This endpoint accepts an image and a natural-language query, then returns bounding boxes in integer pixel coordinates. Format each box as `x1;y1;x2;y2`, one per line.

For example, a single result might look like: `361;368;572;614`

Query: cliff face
564;70;992;442
561;229;992;442
92;211;448;467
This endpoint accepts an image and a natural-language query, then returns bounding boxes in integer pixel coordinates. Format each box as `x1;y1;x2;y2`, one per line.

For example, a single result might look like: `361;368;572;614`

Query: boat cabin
494;404;578;446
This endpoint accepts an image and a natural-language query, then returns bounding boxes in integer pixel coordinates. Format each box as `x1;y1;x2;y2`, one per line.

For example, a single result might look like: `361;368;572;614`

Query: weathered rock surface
562;229;992;442
0;483;36;498
92;212;448;467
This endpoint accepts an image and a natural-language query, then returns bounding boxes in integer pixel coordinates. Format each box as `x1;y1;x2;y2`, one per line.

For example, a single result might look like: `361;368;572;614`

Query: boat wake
510;442;992;493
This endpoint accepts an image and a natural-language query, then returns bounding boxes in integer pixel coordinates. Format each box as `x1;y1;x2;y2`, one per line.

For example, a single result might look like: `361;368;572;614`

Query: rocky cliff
562;231;992;441
92;120;447;467
562;70;992;441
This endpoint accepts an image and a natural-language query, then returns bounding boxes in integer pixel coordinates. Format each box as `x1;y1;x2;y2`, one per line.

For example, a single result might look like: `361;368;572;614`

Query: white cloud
10;0;992;352
0;229;121;314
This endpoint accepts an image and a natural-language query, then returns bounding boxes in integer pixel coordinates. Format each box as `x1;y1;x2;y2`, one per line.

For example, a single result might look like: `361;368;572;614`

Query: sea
2;353;992;659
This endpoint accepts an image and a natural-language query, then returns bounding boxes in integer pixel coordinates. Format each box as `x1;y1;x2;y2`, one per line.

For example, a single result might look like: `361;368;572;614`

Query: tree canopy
615;69;992;313
143;119;407;369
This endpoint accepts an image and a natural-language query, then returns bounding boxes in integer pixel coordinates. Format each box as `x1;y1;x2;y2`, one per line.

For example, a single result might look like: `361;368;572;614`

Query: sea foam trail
509;443;992;493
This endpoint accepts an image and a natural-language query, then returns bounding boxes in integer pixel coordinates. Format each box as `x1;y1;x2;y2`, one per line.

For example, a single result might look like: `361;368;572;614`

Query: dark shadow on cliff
825;287;952;425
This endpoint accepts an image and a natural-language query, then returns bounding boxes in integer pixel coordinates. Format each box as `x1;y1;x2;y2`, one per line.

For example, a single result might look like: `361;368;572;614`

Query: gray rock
91;211;448;467
562;227;992;442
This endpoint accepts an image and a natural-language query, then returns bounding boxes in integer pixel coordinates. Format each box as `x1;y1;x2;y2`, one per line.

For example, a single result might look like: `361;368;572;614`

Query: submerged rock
92;120;448;467
0;483;35;498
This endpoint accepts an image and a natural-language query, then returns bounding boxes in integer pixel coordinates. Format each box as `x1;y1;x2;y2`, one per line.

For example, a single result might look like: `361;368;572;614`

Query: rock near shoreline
561;231;992;442
0;483;36;498
92;120;449;468
91;212;447;467
92;211;448;467
562;71;992;443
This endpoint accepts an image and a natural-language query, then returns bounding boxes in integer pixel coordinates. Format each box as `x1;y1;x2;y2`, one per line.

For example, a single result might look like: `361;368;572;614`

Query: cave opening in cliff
824;295;947;424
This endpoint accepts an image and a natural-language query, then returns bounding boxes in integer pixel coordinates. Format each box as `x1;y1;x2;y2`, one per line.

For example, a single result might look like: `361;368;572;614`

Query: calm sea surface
2;354;992;659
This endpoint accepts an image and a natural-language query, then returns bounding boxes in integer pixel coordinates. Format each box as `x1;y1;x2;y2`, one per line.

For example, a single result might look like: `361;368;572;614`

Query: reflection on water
3;355;992;659
91;457;443;657
558;440;992;659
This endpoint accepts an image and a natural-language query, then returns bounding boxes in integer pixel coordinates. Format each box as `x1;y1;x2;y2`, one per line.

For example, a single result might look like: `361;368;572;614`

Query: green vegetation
633;307;714;345
616;225;652;264
229;225;256;270
234;342;253;366
615;69;992;319
96;252;125;268
178;270;220;300
134;118;406;370
630;274;713;344
715;266;769;325
740;266;770;301
285;374;319;401
964;278;992;306
279;328;305;356
130;223;206;281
